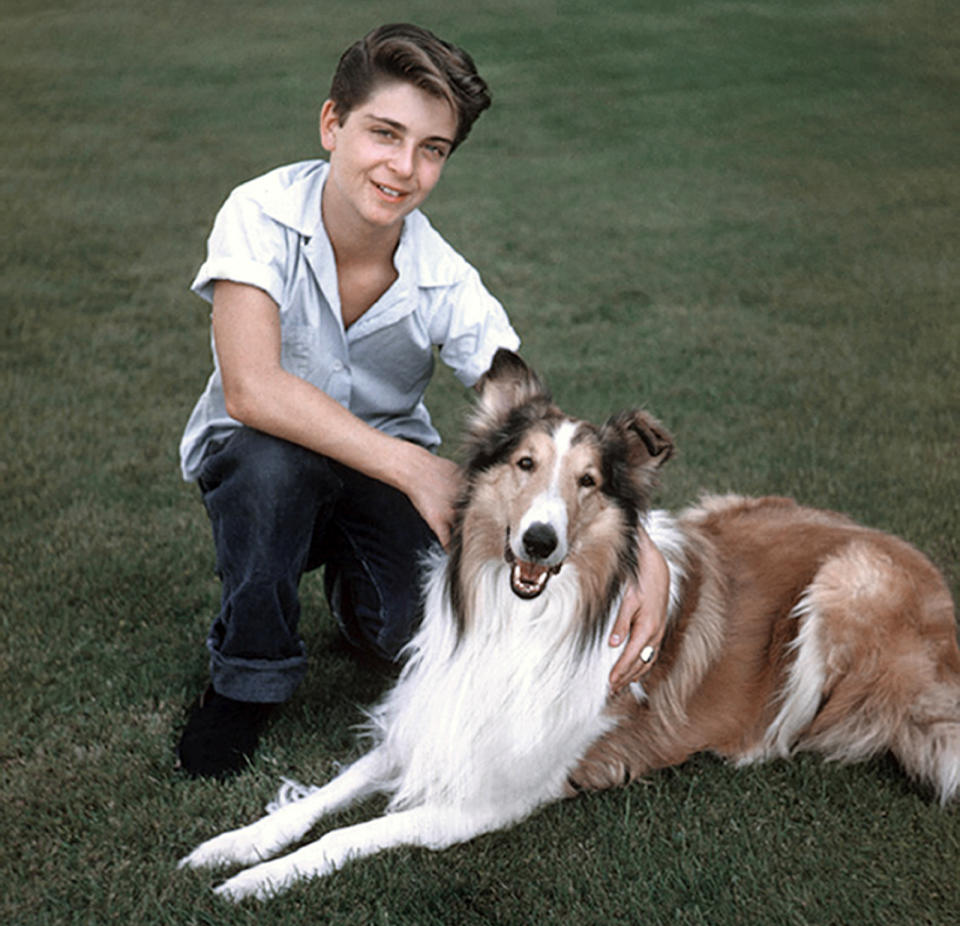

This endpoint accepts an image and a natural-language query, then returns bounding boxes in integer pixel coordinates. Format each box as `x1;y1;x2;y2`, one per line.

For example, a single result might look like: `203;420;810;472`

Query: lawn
2;0;958;923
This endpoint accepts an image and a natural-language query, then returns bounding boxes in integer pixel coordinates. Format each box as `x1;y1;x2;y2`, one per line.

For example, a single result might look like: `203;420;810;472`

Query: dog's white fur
178;550;642;901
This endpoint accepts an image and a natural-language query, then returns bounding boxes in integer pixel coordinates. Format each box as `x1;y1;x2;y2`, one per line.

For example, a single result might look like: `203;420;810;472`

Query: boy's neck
321;185;403;270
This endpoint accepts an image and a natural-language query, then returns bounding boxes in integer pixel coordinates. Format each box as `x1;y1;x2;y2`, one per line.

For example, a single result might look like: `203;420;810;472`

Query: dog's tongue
510;560;551;599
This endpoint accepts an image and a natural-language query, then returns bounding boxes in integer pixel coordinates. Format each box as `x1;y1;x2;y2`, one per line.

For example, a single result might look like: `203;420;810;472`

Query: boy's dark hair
329;23;492;151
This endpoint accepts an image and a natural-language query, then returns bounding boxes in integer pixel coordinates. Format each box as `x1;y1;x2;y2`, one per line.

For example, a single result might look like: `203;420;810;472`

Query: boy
177;24;667;779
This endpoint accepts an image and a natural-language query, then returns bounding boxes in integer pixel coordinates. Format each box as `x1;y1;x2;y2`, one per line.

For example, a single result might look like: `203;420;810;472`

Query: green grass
3;0;959;922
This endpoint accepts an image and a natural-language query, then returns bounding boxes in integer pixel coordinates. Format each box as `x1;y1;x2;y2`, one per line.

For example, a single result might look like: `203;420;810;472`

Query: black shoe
176;685;276;780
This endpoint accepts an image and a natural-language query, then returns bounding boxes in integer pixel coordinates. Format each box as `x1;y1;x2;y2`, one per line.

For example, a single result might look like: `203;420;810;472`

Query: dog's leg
178;748;392;870
213;803;514;901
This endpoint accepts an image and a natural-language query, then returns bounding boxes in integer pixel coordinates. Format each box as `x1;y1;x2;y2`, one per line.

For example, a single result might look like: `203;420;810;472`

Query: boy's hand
404;452;462;550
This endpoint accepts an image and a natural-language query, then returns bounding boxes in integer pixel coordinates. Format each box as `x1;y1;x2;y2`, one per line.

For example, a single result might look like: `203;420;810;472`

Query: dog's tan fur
571;493;960;799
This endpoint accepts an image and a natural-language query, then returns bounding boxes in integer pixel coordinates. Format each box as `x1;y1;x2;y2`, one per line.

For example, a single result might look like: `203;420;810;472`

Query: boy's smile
320;81;457;240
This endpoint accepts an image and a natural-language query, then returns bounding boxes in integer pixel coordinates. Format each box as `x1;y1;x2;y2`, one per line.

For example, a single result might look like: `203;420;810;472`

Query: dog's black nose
522;522;558;560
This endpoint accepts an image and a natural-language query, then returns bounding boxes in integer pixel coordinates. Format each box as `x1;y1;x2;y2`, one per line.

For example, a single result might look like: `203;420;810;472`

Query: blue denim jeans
197;427;438;703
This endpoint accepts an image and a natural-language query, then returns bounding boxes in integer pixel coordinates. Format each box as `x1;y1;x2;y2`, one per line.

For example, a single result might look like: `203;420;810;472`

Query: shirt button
332;360;344;372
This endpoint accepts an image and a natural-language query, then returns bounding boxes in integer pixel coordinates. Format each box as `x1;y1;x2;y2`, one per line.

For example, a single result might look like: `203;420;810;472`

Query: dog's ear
614;409;674;471
601;409;674;504
472;349;549;423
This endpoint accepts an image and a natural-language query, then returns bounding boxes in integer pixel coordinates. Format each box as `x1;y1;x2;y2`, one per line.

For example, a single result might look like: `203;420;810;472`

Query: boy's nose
389;144;416;178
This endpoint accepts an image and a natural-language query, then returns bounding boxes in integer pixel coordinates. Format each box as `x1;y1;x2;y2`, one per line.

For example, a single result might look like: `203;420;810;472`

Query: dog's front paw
565;753;632;795
178;826;271;871
213;858;301;902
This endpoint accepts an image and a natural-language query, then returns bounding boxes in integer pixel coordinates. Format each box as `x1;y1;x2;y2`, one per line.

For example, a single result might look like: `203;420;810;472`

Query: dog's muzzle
505;525;563;599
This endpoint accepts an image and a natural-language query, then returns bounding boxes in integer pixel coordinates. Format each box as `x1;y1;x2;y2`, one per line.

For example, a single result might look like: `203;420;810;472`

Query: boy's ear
319;99;340;150
471;349;549;425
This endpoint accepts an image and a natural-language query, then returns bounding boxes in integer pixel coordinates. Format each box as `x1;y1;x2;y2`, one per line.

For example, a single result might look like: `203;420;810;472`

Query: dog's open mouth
504;543;562;600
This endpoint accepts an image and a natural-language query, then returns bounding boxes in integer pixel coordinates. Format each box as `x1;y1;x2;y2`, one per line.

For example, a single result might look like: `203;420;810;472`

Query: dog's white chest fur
370;554;623;816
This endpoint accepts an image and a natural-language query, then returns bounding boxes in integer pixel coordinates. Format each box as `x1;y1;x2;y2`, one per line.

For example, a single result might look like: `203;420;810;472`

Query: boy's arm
607;528;670;692
212;279;460;547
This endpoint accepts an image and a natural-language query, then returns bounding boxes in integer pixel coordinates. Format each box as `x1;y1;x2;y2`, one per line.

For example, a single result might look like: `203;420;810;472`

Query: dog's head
454;349;673;603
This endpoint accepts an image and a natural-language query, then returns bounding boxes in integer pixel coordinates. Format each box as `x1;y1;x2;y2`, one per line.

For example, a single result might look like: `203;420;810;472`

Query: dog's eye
578;473;596;489
517;456;535;471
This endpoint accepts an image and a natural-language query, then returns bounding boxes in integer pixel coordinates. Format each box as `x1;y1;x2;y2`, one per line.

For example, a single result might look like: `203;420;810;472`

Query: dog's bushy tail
892;694;960;804
795;679;960;804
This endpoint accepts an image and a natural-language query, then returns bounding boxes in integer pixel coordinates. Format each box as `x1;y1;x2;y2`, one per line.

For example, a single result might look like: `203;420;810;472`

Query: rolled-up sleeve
190;191;291;307
432;267;520;387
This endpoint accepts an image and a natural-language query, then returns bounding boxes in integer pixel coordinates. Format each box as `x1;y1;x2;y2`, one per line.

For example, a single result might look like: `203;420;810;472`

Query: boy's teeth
378;184;401;197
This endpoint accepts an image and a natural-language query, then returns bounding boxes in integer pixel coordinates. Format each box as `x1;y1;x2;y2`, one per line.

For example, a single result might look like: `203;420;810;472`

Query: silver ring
640;644;656;664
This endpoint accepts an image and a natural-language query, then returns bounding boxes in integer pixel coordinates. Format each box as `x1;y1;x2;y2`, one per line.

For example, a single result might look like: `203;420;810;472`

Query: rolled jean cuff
207;637;308;704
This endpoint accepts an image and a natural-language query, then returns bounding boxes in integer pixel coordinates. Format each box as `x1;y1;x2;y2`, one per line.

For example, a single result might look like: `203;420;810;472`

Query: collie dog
179;349;959;901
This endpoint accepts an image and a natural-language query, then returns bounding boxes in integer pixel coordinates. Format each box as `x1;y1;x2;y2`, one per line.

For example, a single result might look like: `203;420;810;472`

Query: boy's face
320;81;458;235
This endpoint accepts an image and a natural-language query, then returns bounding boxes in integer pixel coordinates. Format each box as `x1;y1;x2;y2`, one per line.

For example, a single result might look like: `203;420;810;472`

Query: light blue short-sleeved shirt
179;160;520;481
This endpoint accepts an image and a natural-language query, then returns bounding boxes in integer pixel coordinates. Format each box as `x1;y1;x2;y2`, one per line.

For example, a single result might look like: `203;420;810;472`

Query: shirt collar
259;159;465;289
260;161;329;238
